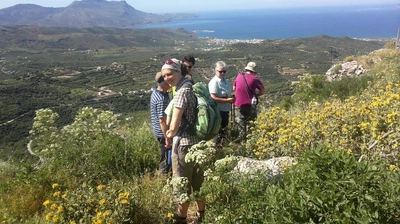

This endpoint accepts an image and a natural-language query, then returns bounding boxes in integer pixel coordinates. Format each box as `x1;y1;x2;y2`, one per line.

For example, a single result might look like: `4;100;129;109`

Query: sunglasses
217;70;227;74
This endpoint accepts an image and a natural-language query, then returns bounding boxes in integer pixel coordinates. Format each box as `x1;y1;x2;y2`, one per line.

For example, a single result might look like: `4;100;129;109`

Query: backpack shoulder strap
176;80;195;137
181;79;194;89
242;73;257;101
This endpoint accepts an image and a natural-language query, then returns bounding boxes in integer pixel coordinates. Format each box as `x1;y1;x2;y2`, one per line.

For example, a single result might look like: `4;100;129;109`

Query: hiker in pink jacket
233;61;265;141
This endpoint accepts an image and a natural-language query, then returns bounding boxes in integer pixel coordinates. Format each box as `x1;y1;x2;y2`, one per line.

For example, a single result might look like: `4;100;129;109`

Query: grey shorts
172;143;204;196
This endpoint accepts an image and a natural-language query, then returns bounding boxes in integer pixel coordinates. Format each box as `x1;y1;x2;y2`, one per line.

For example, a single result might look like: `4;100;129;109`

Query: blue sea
139;4;400;39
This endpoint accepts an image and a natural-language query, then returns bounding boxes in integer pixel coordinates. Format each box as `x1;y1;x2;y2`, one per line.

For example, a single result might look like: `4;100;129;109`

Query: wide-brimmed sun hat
244;61;257;73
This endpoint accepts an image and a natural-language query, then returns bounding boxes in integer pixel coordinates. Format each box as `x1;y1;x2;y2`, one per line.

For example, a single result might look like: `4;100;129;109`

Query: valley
0;25;389;159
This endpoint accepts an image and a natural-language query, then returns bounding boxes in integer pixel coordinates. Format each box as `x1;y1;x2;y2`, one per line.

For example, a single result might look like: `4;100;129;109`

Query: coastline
139;5;399;40
198;36;394;46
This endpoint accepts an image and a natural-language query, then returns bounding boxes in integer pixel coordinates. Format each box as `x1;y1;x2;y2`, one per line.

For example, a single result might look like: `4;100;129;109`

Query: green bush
291;73;374;107
42;176;174;224
1;108;161;223
28;107;159;184
201;147;400;223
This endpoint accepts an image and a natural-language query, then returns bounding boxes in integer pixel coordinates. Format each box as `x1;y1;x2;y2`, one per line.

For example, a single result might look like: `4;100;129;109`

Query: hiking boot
193;211;205;224
169;213;187;224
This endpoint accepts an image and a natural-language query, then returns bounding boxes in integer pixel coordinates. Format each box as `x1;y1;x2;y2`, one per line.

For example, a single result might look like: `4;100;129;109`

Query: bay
139;4;400;39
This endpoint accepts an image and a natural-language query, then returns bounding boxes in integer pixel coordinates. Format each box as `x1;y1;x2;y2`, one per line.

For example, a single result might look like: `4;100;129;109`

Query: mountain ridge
0;0;197;28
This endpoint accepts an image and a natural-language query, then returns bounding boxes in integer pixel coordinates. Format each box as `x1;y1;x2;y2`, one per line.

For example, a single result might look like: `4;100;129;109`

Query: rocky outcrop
325;60;368;81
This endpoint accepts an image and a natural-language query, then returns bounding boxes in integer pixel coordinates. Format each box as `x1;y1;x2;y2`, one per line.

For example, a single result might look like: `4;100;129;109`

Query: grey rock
326;60;368;81
234;156;297;176
213;156;297;181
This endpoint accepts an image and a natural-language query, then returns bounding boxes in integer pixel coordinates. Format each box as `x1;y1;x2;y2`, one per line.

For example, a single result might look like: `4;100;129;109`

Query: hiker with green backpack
208;61;235;146
162;58;205;224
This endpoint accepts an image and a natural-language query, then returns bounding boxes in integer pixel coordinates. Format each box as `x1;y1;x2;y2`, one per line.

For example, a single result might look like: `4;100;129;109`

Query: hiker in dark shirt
182;55;195;81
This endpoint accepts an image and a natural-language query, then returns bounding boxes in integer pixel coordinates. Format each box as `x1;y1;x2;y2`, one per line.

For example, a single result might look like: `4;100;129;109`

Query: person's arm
164;116;172;148
232;77;237;92
257;88;265;97
159;117;168;139
166;107;184;138
255;78;265;96
164;100;174;126
210;93;234;104
166;116;171;127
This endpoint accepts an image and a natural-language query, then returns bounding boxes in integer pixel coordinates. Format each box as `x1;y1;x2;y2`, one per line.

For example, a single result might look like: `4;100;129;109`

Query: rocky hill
0;0;197;28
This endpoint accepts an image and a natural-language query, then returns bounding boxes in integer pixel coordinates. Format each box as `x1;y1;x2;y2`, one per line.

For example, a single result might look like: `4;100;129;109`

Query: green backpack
182;82;222;141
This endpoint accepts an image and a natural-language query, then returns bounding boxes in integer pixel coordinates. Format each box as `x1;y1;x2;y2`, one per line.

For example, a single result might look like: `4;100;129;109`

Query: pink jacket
233;72;264;108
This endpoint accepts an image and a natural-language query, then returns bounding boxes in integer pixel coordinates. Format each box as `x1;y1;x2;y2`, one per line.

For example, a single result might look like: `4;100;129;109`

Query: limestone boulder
213;156;297;181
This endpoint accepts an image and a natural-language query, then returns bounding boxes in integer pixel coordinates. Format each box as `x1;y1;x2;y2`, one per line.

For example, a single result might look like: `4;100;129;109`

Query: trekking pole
231;101;235;123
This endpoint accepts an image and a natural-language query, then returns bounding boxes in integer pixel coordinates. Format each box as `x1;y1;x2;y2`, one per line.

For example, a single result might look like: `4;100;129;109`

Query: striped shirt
150;89;170;138
174;78;198;145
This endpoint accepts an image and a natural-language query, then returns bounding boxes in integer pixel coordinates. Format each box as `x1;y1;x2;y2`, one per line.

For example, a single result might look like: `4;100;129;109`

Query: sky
0;0;398;13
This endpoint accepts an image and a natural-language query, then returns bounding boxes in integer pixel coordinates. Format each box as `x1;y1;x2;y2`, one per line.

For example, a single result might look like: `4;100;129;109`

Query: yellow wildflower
43;200;51;206
53;191;61;197
118;192;130;199
50;203;58;210
92;219;103;224
359;122;369;131
389;165;398;171
57;205;63;213
99;199;106;205
96;212;103;219
120;199;129;205
45;212;53;221
97;184;106;191
102;211;111;218
52;214;59;223
52;183;59;189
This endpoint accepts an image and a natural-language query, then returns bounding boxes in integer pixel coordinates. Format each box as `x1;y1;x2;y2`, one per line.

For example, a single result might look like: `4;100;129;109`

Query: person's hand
227;97;235;103
165;137;172;148
166;130;173;139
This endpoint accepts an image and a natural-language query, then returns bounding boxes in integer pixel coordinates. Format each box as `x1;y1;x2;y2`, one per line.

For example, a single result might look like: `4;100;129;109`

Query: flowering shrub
29;108;60;157
185;140;217;165
29;107;158;182
61;107;118;147
43;177;173;224
29;107;118;158
43;182;137;223
248;50;400;161
163;141;217;205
